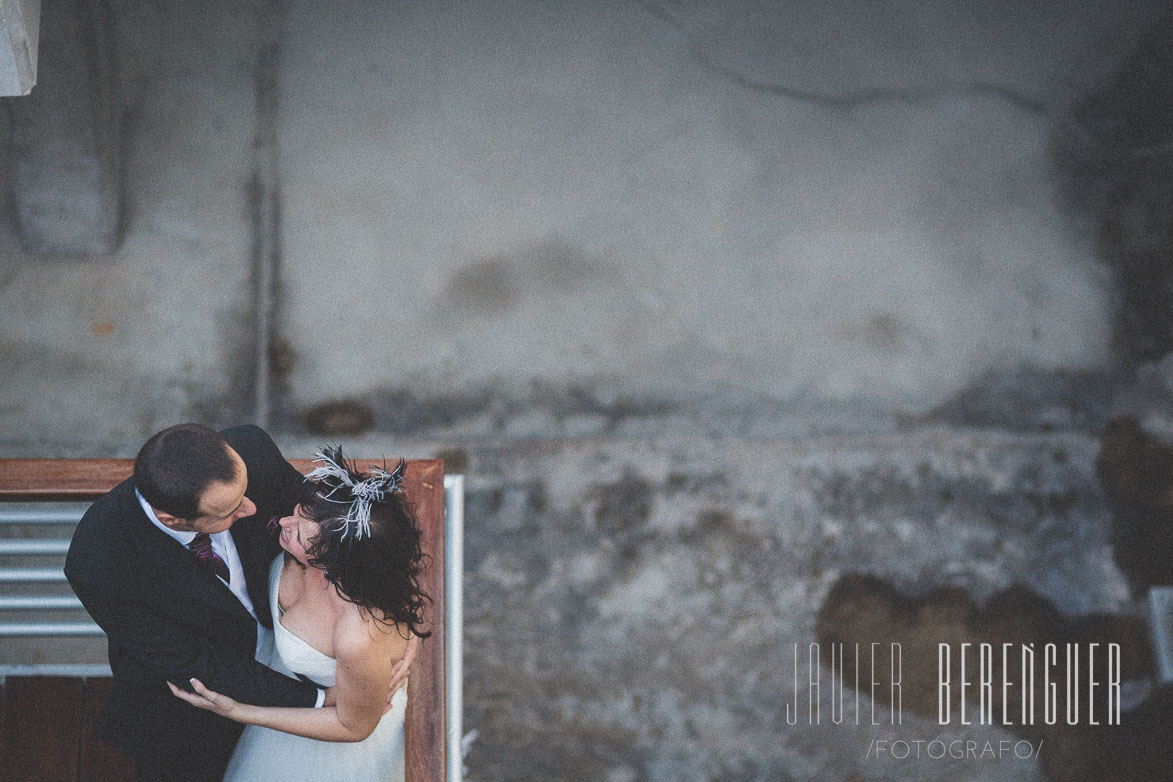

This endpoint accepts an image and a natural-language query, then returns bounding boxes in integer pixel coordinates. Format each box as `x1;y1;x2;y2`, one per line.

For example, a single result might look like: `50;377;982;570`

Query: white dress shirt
136;489;258;620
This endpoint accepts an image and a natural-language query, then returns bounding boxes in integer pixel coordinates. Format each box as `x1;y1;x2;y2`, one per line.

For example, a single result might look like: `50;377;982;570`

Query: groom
67;423;331;782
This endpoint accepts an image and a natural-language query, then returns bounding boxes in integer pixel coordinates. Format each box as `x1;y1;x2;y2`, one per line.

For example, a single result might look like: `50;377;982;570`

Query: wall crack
633;0;1050;115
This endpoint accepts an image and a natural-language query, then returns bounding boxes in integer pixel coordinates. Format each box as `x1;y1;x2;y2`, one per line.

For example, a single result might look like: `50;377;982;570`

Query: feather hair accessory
304;445;405;540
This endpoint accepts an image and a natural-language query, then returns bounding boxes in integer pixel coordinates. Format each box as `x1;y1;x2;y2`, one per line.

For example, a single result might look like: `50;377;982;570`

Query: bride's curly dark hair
297;449;431;639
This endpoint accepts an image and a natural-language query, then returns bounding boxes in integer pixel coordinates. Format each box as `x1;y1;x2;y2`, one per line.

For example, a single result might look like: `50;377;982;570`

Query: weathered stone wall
438;430;1151;782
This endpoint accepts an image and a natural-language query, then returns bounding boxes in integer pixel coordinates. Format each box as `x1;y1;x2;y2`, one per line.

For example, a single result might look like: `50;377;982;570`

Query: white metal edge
444;474;464;782
0;567;67;582
0;508;86;523
0;539;71;554
0;594;83;609
0;663;111;678
0;621;104;636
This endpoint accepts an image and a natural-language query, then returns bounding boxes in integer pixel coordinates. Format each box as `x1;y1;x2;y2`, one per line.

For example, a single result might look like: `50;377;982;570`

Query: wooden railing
0;458;446;782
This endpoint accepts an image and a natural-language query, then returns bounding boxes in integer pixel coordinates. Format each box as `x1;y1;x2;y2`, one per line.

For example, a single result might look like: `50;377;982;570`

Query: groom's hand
384;634;419;712
323;686;338;707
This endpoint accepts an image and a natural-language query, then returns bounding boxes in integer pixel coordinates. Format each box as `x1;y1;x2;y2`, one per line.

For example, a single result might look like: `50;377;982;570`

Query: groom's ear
154;509;189;530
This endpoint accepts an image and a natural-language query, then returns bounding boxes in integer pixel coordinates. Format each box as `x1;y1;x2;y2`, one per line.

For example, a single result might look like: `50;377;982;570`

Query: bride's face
277;504;320;563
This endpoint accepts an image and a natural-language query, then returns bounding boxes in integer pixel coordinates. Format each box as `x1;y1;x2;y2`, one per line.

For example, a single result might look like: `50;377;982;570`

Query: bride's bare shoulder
333;604;410;664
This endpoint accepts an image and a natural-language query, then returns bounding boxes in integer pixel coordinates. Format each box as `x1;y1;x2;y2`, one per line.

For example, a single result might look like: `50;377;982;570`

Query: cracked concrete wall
270;0;1162;434
1;0;1167;445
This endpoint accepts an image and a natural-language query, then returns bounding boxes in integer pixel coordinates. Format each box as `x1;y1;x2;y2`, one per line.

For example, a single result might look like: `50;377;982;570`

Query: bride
170;446;429;782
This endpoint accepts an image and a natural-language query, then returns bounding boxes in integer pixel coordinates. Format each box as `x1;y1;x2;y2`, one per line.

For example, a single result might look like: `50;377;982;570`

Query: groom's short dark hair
134;423;239;519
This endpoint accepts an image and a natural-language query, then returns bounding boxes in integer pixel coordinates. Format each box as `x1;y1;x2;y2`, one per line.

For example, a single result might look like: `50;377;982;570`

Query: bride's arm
169;624;407;742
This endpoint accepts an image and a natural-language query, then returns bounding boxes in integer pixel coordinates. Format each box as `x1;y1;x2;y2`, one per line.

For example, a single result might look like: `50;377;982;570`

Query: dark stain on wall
1056;11;1173;362
1096;416;1173;594
816;572;1165;782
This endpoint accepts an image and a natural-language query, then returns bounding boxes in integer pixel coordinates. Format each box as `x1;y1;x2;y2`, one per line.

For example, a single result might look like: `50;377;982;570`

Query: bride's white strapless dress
222;555;407;782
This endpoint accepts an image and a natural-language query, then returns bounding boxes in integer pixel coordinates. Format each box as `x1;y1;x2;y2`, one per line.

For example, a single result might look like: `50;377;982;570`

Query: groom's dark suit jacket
64;425;319;775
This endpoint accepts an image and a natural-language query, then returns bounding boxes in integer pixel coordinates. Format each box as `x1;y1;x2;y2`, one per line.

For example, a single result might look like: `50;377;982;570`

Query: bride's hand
168;678;243;720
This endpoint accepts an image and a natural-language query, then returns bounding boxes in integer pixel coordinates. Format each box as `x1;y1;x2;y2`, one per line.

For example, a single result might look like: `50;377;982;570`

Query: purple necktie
189;533;230;583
